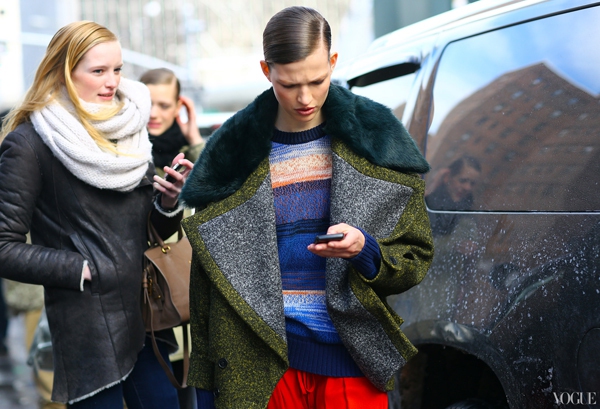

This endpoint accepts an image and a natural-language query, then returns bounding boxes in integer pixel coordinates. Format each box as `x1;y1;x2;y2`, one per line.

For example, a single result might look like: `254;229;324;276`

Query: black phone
314;233;345;244
164;163;187;182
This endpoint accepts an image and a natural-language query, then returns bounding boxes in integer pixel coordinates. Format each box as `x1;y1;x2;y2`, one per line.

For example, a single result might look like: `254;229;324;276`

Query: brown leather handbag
142;215;191;388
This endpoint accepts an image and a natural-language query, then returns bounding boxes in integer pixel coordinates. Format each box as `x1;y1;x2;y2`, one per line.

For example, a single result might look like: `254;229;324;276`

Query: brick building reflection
427;62;600;212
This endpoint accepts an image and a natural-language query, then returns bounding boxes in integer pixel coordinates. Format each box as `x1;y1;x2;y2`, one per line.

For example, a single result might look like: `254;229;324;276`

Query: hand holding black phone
314;233;345;244
164;163;187;182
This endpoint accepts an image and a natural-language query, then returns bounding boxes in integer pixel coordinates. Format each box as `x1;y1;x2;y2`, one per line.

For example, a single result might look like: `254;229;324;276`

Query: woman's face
146;81;181;136
260;42;337;132
71;41;122;104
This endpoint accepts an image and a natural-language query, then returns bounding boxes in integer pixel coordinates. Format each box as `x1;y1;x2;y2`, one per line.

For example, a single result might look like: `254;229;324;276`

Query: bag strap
147;212;184;249
143;276;190;389
143;211;189;389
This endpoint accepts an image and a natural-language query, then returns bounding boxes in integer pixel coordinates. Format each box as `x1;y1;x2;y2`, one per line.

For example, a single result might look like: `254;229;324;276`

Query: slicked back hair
263;6;331;65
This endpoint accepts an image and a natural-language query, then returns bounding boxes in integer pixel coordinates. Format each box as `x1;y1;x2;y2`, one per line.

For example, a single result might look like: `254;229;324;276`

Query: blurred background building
0;0;479;116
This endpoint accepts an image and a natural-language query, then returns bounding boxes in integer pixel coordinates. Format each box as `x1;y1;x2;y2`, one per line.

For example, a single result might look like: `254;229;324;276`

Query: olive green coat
180;85;434;408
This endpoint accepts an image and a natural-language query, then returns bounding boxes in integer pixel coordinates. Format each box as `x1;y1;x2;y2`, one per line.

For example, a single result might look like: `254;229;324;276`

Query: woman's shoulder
1;121;51;162
6;121;46;142
7;120;45;143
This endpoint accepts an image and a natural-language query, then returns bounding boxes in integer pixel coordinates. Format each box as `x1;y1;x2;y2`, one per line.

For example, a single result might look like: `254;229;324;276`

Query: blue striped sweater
269;124;380;377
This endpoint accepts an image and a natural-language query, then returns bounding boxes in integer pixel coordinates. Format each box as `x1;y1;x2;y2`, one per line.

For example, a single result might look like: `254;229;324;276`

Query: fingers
153;176;180;197
179;95;195;110
170;153;185;167
154;155;195;195
179;97;197;121
307;224;365;258
175;97;202;144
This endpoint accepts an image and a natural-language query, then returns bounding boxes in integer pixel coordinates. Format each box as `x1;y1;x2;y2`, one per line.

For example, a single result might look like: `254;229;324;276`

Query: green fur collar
181;84;429;208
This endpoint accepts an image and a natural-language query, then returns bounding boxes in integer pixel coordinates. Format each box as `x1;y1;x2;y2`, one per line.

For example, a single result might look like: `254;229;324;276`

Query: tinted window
426;6;600;212
352;72;416;120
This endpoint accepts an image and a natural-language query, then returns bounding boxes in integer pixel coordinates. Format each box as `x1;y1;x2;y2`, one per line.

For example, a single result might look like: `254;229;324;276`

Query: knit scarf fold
31;78;153;192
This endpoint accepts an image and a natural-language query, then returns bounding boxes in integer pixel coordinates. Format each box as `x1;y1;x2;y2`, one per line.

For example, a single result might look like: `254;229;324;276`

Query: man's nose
297;86;311;105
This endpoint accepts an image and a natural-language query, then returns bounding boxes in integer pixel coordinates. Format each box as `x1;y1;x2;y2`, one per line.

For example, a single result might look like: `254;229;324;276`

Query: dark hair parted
263;6;331;65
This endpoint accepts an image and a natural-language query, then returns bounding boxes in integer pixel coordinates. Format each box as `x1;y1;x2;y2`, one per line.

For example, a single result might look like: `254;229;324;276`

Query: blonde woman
0;21;193;408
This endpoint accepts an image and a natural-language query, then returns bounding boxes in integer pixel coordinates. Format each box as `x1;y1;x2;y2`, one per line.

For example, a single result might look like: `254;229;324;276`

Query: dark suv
335;1;600;408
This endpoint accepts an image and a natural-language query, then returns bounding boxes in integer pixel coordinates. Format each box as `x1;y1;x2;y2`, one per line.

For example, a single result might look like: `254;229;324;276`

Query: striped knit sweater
269;124;380;377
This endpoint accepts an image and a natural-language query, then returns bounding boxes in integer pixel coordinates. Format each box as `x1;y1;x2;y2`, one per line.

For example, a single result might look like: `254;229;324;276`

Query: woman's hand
83;264;92;281
307;223;365;259
153;152;194;209
176;96;204;146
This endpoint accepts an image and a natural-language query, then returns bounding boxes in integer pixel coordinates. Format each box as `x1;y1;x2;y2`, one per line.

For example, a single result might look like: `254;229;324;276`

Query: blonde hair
1;21;122;151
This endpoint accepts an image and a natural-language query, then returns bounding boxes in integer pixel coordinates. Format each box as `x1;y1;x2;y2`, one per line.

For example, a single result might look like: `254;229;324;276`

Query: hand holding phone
314;233;345;244
164;163;187;182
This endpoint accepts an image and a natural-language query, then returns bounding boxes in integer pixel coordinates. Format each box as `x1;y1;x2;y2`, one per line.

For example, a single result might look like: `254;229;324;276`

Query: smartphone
164;163;187;182
314;233;345;244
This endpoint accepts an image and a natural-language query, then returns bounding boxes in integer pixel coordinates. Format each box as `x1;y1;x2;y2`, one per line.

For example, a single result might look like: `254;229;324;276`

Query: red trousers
266;368;388;409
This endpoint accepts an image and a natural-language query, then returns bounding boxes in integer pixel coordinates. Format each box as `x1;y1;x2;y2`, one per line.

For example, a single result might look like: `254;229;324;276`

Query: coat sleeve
360;173;434;297
0;130;85;290
149;199;184;240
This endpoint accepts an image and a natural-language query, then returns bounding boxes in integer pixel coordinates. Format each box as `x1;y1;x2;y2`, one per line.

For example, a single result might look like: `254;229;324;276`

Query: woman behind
0;21;193;408
139;68;205;176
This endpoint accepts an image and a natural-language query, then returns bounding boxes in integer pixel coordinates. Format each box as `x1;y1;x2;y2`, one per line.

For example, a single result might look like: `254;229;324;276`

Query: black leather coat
0;122;180;403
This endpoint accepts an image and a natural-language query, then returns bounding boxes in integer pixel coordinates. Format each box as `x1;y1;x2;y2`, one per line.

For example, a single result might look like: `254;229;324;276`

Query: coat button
390;256;398;265
218;358;228;369
213;388;220;398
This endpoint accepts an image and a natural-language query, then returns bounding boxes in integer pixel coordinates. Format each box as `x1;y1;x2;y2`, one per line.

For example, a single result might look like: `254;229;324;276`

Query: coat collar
181;84;429;208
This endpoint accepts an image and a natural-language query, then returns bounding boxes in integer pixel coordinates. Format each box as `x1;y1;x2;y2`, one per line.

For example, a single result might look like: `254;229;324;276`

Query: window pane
352;73;416;120
426;6;600;212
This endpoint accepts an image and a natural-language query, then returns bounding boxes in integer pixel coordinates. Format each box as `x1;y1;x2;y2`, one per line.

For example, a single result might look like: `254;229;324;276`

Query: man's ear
260;60;271;82
329;52;339;70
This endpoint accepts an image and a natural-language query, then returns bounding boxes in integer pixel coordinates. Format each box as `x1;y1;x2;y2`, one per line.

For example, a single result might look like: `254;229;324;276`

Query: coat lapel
326;142;414;389
184;160;287;350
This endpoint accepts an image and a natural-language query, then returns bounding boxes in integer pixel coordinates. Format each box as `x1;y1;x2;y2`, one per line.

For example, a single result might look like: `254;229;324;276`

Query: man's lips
296;107;315;116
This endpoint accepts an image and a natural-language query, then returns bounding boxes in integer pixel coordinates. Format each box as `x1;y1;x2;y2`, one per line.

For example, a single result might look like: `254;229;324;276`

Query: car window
425;6;600;212
351;72;416;120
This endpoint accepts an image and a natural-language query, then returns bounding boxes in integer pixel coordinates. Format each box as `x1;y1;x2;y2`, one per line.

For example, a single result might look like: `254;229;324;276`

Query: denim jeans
196;388;216;409
68;337;179;409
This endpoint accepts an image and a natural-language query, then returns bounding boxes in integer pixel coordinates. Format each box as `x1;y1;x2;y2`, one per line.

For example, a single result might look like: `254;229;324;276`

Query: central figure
180;6;434;409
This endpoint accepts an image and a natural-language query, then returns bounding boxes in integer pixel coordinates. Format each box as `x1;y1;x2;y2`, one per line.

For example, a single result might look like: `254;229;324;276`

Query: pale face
445;165;481;203
260;43;338;132
146;82;181;136
71;41;123;104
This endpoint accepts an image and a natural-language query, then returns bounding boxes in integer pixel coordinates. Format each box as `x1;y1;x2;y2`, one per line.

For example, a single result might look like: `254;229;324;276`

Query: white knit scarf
31;78;153;192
